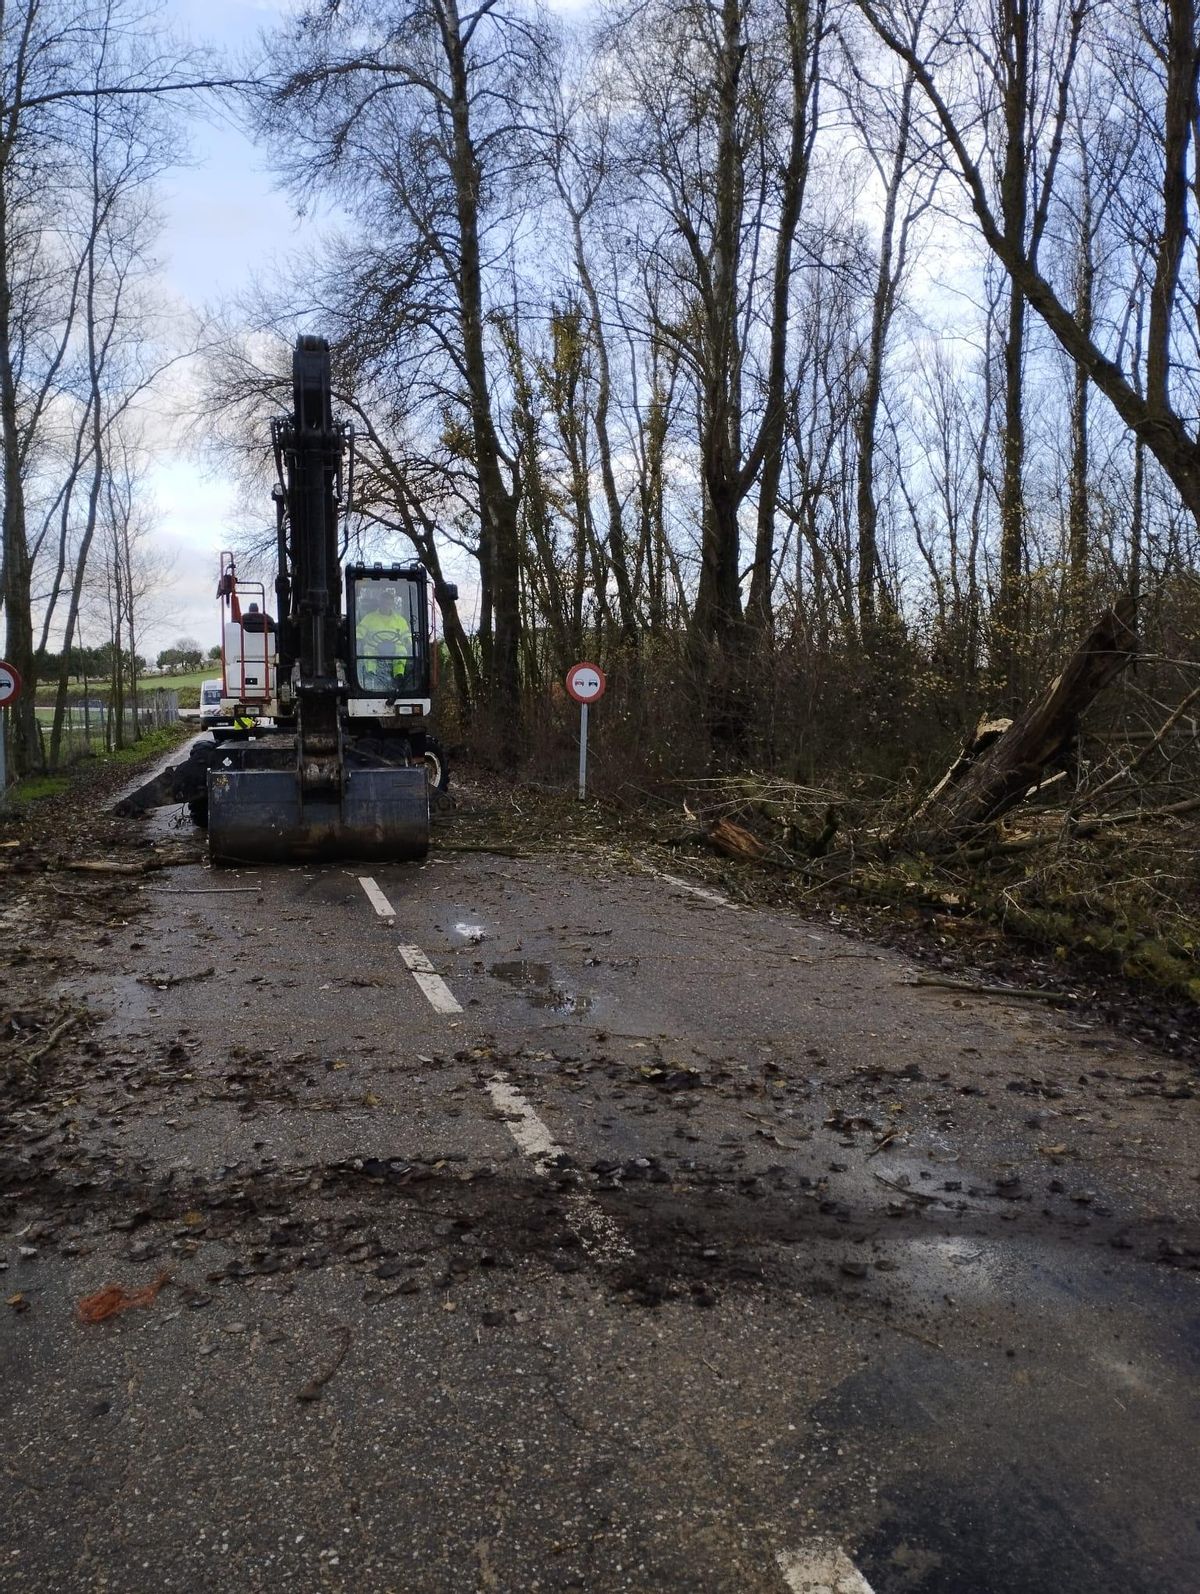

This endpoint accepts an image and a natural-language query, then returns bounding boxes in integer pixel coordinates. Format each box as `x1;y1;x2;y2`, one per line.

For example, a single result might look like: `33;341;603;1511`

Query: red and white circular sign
0;661;21;707
566;661;606;705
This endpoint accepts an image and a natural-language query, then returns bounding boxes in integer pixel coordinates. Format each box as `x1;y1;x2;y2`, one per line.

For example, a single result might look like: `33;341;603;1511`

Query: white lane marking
486;1076;560;1170
397;944;462;1015
398;944;436;974
411;972;462;1014
358;876;396;919
654;870;738;910
777;1546;875;1594
486;1074;634;1262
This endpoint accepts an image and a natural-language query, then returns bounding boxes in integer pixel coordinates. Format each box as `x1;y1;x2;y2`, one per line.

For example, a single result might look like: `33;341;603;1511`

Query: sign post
565;661;606;800
0;661;22;806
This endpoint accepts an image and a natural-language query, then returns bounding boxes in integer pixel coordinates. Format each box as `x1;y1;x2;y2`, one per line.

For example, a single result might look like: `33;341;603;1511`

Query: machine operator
356;585;413;693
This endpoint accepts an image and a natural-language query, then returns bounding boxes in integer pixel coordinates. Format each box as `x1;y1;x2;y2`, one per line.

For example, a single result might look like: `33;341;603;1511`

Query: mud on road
1;773;1198;1593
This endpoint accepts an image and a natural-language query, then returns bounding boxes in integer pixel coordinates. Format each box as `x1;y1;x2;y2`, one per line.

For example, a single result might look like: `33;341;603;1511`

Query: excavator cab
347;567;430;703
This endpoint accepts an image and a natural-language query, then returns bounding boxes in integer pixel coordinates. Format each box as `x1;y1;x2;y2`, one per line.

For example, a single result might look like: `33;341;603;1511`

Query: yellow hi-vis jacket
356;609;412;681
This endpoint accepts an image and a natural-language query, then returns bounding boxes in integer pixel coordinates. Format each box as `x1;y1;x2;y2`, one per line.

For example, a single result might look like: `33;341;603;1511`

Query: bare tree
262;0;551;725
535;46;641;644
46;20;181;767
607;0;825;662
0;0;229;775
857;0;1200;552
838;14;937;632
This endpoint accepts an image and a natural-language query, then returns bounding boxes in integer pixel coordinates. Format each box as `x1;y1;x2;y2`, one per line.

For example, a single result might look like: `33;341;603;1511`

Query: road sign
566;662;606;800
566;662;606;705
0;660;17;804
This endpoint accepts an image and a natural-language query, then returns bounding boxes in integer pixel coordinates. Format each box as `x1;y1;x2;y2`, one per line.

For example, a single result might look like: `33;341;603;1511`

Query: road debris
64;858;176;876
135;966;216;990
907;975;1075;1003
296;1325;353;1402
76;1271;170;1324
21;1009;85;1070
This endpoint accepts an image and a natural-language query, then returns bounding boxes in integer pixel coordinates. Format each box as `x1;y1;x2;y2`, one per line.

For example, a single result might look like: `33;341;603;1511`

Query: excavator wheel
420;736;450;794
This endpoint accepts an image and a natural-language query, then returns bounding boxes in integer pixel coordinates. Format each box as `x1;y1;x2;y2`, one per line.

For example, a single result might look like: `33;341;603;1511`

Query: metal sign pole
565;661;604;802
0;707;6;806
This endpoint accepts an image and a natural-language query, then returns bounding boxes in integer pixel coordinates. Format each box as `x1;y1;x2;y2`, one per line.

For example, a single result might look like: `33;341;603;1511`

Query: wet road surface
1;811;1198;1592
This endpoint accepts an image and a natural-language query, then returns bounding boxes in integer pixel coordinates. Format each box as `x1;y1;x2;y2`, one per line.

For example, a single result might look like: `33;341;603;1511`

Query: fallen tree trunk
907;594;1138;851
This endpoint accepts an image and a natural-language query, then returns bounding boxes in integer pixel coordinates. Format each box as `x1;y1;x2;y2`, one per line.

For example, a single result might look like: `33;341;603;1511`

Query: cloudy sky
146;0;588;660
141;0;304;657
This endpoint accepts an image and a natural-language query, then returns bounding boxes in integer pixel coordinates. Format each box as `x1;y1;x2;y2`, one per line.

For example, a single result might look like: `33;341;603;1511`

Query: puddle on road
489;959;594;1015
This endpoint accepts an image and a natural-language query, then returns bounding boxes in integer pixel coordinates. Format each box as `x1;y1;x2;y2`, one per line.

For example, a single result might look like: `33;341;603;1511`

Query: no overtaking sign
566;661;605;704
566;661;606;798
0;661;20;708
0;659;20;799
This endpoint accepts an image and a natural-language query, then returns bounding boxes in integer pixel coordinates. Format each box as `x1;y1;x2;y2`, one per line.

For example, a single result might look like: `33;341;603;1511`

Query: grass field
129;670;219;692
33;669;218;698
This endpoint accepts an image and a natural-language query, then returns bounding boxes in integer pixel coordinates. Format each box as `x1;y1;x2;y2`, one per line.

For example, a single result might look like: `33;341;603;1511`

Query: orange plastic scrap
76;1271;170;1325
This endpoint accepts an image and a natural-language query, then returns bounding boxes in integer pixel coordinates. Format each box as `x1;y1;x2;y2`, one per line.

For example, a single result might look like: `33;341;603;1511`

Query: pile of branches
662;597;1200;1003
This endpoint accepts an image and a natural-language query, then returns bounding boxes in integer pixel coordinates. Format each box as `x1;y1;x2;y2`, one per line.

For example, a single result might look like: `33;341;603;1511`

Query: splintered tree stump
908;595;1138;851
909;717;1014;824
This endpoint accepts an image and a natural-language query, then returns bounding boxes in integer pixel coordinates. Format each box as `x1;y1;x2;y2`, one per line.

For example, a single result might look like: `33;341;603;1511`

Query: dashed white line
355;880;460;1013
654;870;739;910
486;1074;634;1262
398;944;463;1015
486;1076;560;1170
776;1546;875;1594
358;876;396;919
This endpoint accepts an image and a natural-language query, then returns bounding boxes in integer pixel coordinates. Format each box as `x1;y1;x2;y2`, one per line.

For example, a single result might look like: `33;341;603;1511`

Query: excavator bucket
207;766;430;865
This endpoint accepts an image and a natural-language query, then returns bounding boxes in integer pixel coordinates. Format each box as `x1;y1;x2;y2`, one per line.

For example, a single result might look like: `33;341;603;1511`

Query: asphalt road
2;797;1198;1593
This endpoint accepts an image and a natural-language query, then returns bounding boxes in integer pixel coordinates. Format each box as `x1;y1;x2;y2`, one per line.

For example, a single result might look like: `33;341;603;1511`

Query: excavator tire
420;736;450;794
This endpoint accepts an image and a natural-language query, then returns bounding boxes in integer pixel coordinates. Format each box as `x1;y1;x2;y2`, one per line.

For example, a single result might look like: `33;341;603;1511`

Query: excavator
168;334;450;865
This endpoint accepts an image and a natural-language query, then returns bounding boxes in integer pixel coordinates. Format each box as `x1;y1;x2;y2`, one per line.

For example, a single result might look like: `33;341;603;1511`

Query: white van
199;679;226;732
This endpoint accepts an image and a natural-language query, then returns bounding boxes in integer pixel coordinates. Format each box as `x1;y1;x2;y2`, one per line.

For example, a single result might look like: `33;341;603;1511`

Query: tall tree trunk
51;182;107;771
1065;205;1094;627
855;66;916;633
120;504;140;736
1130;436;1144;613
440;0;521;722
691;0;747;650
565;211;638;643
746;0;818;634
0;180;39;774
997;280;1026;666
111;560;126;751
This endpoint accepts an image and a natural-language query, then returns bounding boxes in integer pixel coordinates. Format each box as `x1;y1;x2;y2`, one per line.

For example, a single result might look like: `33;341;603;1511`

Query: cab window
353;580;421;695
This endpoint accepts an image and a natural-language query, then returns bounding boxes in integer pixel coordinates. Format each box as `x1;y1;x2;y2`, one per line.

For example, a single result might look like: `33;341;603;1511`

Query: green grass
33;668;219;700
7;775;70;805
104;724;191;765
3;726;190;811
141;670;218;692
32;674;212;712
